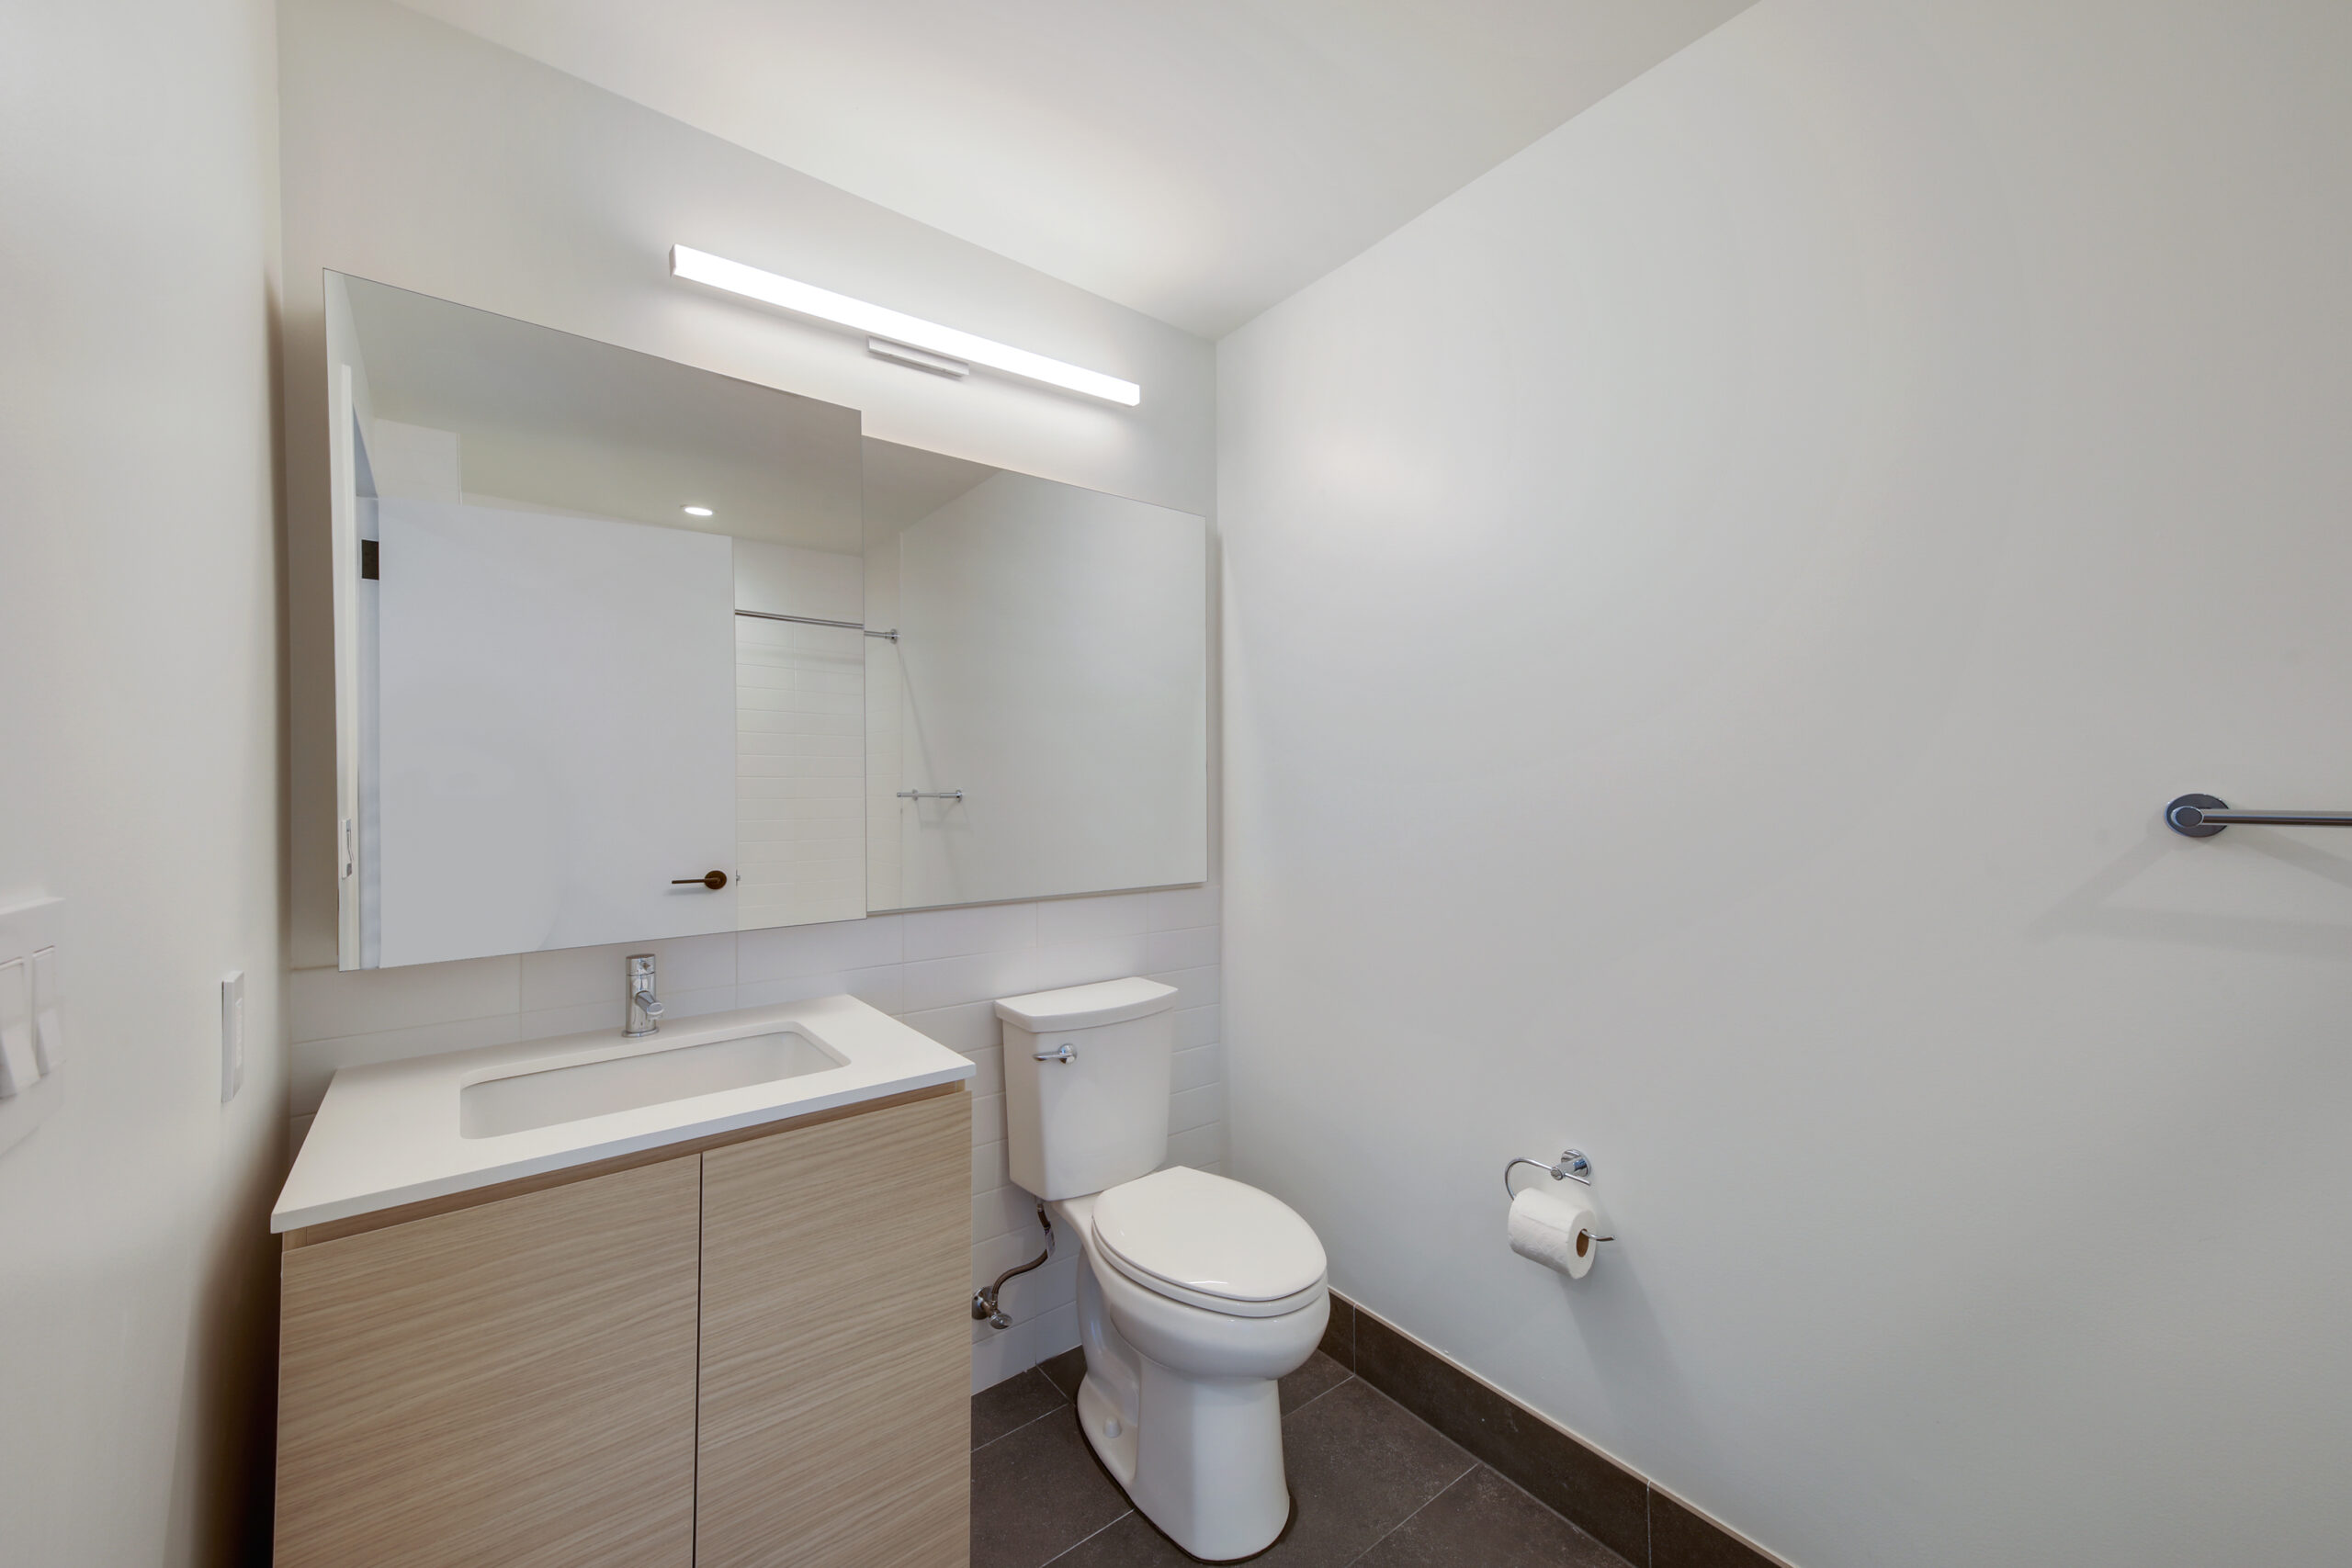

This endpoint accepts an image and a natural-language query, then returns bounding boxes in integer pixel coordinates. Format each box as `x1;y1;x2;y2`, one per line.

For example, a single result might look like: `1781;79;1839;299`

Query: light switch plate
220;970;245;1103
30;946;62;1074
0;894;64;1159
0;959;35;1099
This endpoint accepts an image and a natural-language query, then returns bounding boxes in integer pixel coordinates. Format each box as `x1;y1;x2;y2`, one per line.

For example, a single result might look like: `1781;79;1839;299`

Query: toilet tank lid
995;976;1178;1031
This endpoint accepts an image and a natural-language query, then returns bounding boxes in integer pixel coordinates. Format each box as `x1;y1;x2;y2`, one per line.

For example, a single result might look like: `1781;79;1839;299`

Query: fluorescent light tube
671;245;1140;407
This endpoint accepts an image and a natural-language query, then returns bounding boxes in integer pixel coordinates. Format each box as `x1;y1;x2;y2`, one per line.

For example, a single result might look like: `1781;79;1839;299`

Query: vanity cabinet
696;1095;971;1567
274;1086;971;1568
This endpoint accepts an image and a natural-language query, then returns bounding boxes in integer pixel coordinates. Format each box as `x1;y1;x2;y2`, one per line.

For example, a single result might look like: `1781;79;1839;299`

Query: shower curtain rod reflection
733;607;898;641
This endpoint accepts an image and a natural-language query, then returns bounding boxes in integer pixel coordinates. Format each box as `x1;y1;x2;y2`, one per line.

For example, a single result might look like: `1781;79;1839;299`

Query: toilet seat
1090;1167;1328;1319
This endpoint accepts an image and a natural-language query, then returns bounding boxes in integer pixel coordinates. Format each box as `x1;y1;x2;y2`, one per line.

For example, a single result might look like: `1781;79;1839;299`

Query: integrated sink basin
271;994;977;1234
458;1029;845;1138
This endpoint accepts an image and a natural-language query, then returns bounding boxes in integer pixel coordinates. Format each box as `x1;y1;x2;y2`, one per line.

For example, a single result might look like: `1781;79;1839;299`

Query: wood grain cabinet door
275;1156;703;1568
695;1089;973;1568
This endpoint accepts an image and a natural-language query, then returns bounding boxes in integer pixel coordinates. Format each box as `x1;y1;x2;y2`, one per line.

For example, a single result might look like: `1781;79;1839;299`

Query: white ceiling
398;0;1757;338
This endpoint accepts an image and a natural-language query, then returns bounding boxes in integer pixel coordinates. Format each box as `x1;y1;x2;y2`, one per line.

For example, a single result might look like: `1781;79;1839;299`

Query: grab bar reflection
733;608;898;641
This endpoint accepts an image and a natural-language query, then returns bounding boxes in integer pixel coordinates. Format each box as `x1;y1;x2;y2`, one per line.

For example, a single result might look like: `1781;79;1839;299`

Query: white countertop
272;993;975;1233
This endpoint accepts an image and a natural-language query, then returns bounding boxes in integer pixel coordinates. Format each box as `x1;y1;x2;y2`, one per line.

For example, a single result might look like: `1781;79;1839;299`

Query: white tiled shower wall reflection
285;885;1222;1393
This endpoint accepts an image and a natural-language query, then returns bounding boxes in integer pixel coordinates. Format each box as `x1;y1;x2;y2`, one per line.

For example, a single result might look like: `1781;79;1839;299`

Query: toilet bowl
997;979;1329;1562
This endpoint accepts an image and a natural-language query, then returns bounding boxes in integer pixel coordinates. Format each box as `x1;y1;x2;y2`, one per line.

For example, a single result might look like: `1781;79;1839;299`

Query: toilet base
1069;1250;1318;1561
1076;1367;1295;1563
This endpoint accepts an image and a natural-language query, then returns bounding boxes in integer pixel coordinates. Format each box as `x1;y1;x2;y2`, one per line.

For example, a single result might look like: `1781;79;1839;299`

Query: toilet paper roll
1508;1184;1601;1280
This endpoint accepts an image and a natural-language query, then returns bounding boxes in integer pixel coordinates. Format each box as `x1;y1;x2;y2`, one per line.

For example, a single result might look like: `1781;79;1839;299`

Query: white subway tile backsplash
1030;933;1153;992
985;1254;1077;1329
974;1185;1036;1243
972;1225;1045;1288
288;953;520;1042
1171;1041;1223;1093
1145;924;1218;973
960;1044;1005;1097
737;913;903;982
1030;1300;1081;1360
1168;1122;1226;1168
517;933;735;1012
1036;891;1149;945
512;984;740;1052
969;1321;1035;1393
904;901;1037;961
1169;1083;1221;1135
892;999;1001;1054
973;1138;1009;1194
289;1012;526;1115
902;948;1038;1013
736;972;854;1010
838;964;905;1014
1149;964;1221;1009
285;886;1216;1401
1148;885;1217;931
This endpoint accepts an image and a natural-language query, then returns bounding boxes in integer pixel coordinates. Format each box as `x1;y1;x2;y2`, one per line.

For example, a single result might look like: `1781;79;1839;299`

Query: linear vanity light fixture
670;244;1142;407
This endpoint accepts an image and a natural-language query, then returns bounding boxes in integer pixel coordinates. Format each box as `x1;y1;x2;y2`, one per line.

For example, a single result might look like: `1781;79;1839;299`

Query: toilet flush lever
1034;1043;1076;1066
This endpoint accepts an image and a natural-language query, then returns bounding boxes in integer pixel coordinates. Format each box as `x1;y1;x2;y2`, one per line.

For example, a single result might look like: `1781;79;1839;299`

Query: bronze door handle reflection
673;871;729;890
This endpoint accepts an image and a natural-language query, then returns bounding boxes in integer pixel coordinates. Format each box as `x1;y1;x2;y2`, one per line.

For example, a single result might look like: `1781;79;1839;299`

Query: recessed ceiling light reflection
682;505;715;517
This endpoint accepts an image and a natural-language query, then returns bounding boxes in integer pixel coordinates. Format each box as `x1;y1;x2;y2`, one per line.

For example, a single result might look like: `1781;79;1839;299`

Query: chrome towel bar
2165;794;2352;837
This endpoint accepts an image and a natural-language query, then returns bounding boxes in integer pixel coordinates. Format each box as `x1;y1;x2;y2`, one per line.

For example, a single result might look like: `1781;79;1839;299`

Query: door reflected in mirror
327;272;865;967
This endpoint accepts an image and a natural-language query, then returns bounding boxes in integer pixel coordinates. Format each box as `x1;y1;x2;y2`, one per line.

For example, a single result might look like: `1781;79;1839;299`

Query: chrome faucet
624;953;664;1038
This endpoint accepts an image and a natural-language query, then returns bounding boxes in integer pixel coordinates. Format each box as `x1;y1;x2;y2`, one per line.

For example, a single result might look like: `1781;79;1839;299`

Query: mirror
325;273;865;968
863;439;1207;911
323;274;1209;971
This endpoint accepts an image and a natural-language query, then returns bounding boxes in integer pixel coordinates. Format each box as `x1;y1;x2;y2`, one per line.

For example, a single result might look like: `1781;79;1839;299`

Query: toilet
999;977;1328;1562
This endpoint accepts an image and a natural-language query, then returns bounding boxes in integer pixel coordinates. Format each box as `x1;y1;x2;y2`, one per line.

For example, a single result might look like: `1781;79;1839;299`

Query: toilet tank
997;977;1179;1201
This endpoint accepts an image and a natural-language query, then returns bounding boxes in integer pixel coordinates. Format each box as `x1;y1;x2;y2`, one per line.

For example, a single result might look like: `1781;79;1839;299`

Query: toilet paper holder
1503;1147;1592;1195
1503;1148;1614;1245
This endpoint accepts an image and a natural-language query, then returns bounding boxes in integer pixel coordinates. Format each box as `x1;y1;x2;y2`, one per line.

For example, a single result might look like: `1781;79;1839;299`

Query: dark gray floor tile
1357;1466;1634;1568
1278;1349;1351;1416
972;1407;1132;1568
1318;1292;1356;1371
1272;1377;1476;1565
975;1368;1071;1450
1053;1378;1473;1568
1652;1493;1779;1568
1039;1512;1190;1567
1039;1345;1090;1403
1355;1313;1649;1566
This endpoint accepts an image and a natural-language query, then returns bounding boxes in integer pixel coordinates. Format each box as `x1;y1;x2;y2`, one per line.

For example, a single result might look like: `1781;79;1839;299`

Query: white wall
1218;3;2352;1565
277;0;1222;1386
0;1;286;1562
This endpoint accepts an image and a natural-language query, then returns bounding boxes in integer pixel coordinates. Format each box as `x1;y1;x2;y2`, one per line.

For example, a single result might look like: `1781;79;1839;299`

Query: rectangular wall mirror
863;440;1207;911
325;273;866;969
323;274;1207;970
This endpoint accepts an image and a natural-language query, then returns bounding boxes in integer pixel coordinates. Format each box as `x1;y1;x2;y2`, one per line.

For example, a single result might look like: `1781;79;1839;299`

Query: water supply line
972;1201;1053;1331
